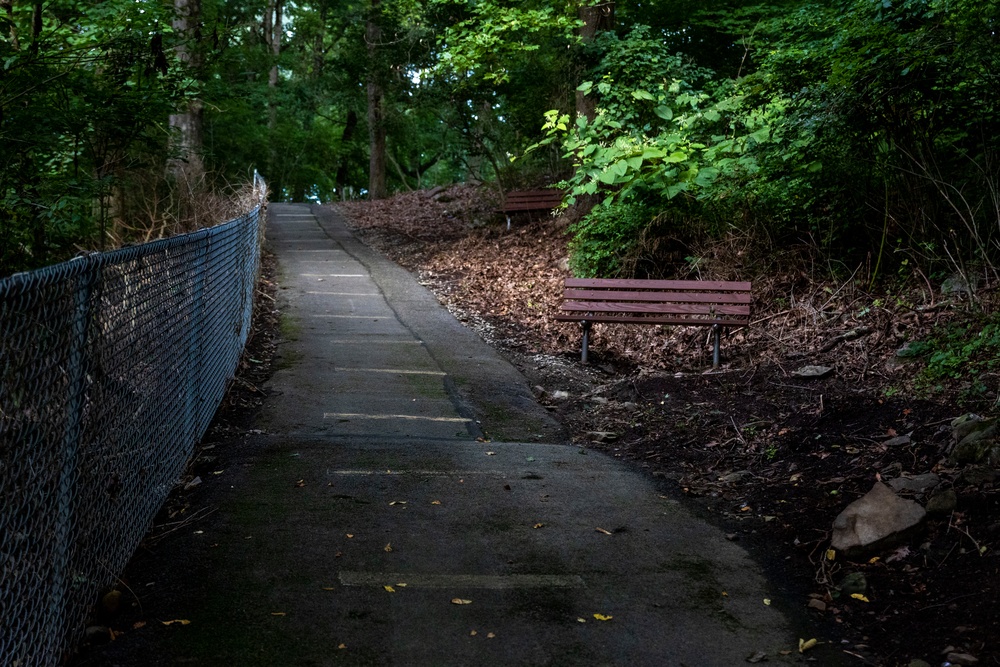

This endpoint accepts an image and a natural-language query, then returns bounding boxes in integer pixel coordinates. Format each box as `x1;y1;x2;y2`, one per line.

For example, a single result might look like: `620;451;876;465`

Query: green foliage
905;317;1000;399
567;199;656;278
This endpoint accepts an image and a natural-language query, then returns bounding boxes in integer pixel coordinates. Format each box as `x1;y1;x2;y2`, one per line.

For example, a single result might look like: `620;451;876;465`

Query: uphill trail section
76;203;839;666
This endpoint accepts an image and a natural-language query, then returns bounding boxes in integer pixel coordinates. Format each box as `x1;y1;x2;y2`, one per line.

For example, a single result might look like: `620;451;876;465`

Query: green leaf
577;80;593;94
653;106;673;121
631;89;655;101
625;156;643;170
665;151;688;164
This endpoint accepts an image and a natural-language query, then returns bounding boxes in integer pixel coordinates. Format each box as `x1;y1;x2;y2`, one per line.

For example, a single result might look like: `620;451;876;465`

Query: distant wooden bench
554;278;752;367
499;189;563;229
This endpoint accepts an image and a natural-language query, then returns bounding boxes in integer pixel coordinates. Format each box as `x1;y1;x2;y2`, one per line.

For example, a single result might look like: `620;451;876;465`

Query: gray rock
831;483;926;554
907;660;932;667
719;470;752;484
951;413;986;441
887;473;940;495
950;418;999;465
941;273;973;296
807;598;827;611
883;434;912;447
791;365;834;379
588;431;618;443
551;390;570;401
958;466;998;487
946;652;980;666
926;489;958;515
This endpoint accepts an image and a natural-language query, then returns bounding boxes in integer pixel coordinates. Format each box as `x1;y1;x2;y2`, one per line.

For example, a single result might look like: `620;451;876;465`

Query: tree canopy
3;0;998;282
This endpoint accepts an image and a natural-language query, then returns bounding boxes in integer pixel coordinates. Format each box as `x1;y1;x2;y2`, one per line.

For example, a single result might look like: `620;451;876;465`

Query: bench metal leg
712;324;721;368
506;215;512;231
581;321;591;364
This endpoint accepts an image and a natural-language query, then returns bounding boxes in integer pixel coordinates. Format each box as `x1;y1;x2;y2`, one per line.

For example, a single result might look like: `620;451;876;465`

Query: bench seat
498;189;563;229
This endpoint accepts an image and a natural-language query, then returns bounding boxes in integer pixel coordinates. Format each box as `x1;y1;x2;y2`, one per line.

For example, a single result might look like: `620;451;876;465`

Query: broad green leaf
631;89;655;101
653;106;673;121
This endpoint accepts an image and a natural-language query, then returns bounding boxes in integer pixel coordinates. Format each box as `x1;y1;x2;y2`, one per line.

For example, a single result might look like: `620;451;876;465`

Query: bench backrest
559;278;752;326
501;190;563;212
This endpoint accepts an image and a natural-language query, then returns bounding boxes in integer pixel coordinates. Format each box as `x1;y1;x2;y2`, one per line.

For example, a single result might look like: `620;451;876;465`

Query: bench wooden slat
554;314;750;327
563;288;752;304
560;301;750;317
565;278;751;292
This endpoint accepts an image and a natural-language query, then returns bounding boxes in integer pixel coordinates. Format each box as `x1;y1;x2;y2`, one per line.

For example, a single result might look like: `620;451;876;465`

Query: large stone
950;417;999;465
831;483;926;554
887;472;940;496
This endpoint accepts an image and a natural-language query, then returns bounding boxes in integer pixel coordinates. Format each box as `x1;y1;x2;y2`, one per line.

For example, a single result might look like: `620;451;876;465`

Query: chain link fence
0;177;267;666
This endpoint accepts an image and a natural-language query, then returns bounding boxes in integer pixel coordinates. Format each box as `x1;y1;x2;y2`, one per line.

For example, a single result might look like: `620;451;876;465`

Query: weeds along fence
0;175;267;666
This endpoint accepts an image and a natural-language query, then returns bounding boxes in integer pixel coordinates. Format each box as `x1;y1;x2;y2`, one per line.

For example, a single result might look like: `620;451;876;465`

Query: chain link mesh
0;183;266;665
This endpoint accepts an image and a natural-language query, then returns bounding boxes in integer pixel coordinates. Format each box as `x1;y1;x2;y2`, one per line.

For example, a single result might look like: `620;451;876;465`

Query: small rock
926;489;958;515
791;364;834;379
746;650;768;663
531;385;546;398
84;626;111;645
807;598;827;612
883;434;913;447
588;431;618;444
941;273;973;296
621;402;639;412
591;396;609;405
887;473;940;495
946;652;980;665
958;466;998;487
907;660;932;667
719;470;752;484
838;572;867;597
551;390;570;401
831;483;927;554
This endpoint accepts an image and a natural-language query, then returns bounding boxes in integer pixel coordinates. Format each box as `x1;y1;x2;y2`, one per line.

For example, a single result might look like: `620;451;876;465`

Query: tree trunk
576;2;615;122
1;0;19;51
168;0;204;187
366;0;387;200
267;0;282;196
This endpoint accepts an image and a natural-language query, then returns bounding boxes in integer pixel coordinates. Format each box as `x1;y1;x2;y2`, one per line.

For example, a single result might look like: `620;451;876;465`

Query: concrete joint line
334;368;445;376
323;412;470;423
338;572;585;590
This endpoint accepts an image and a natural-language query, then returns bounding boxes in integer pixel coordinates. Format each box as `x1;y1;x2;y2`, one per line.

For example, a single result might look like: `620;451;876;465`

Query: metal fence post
52;258;95;654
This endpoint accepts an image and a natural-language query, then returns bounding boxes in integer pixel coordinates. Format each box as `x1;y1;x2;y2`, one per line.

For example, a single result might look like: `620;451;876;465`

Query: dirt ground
337;186;1000;667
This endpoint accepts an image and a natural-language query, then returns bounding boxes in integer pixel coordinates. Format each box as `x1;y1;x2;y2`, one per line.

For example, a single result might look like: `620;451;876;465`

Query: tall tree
169;0;205;187
366;0;387;199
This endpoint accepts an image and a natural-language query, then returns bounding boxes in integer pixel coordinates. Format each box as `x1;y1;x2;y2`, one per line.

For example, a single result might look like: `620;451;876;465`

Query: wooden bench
499;189;563;230
554;278;752;367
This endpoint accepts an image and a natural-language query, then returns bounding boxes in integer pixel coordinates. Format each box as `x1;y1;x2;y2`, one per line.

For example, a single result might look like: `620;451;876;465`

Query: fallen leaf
337;644;346;649
346;534;354;539
389;501;407;506
486;632;496;639
595;528;612;535
132;621;146;630
593;613;613;621
431;500;442;505
295;479;306;488
850;593;869;602
322;587;335;591
486;451;496;456
763;598;771;605
576;618;587;623
470;630;478;636
396;583;407;587
799;638;818;653
161;619;191;626
533;523;545;529
384;585;396;593
826;549;836;561
451;598;472;605
271;612;286;617
384;543;393;553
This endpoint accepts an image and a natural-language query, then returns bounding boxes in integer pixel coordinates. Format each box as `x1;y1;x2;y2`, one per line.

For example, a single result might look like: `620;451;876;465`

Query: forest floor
332;185;1000;667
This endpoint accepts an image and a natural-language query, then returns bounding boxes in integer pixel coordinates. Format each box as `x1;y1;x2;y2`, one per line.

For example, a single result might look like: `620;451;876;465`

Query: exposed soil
338;186;1000;667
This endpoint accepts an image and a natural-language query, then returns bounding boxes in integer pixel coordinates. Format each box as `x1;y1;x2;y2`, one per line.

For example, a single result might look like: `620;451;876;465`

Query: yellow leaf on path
798;638;818;653
533;523;544;529
396;583;407;587
384;543;393;552
384;585;396;593
826;549;836;561
595;528;612;535
850;593;869;602
486;451;496;456
346;534;354;538
593;614;613;621
486;632;496;639
161;619;190;626
389;501;407;506
270;612;286;616
451;598;472;605
868;556;881;564
763;598;771;605
132;621;147;630
576;618;587;623
322;587;335;591
337;644;346;650
431;500;442;505
470;630;477;636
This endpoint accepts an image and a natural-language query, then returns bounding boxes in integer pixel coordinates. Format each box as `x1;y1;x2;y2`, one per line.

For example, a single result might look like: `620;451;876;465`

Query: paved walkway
87;203;833;666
